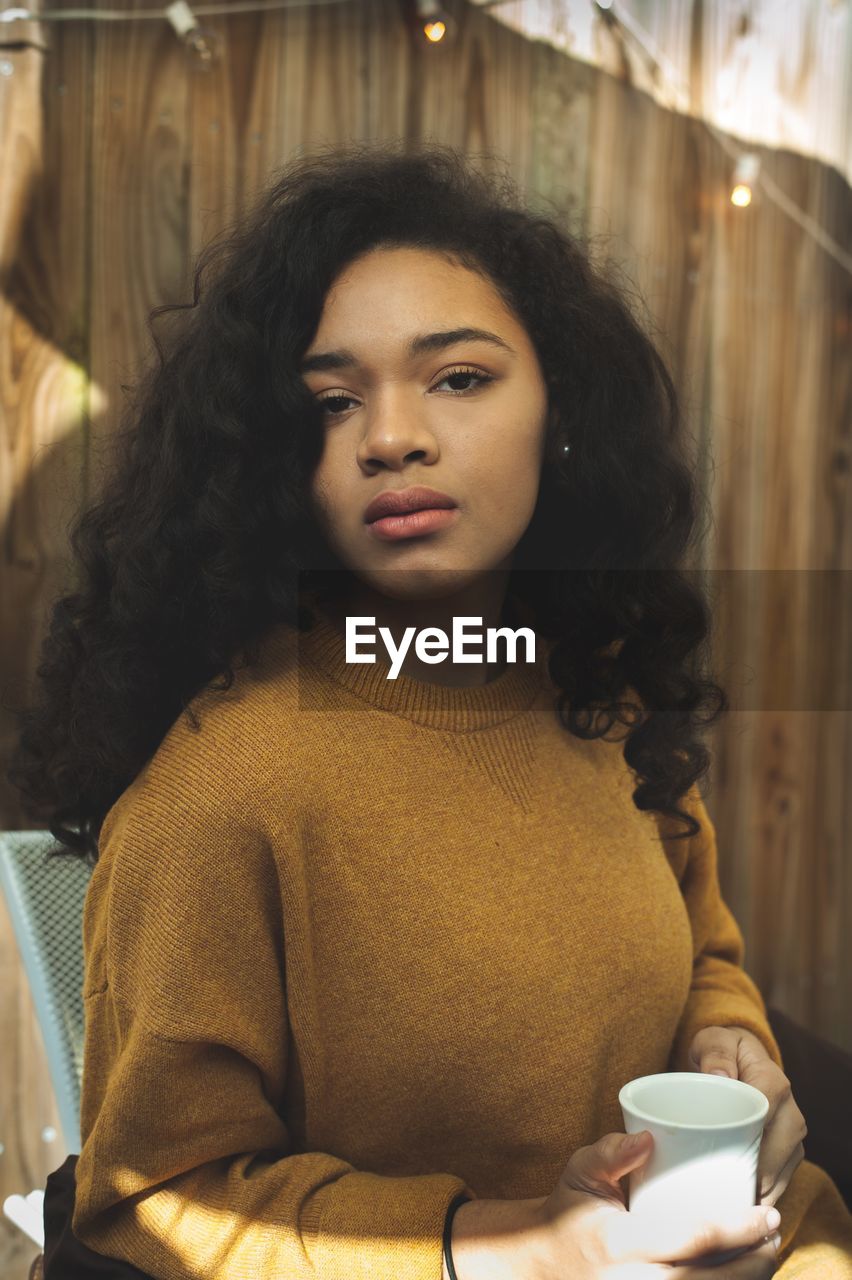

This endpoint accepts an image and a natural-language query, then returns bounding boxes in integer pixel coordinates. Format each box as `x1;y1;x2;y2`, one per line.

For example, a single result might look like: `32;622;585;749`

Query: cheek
308;462;355;552
309;455;334;508
308;472;335;533
309;432;347;508
481;445;542;515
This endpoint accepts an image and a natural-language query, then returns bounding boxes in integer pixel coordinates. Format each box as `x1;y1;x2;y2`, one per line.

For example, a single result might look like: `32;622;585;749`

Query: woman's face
302;245;552;602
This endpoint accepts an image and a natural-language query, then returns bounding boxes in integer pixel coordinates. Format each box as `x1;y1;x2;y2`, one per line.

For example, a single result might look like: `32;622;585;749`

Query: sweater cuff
300;1171;477;1280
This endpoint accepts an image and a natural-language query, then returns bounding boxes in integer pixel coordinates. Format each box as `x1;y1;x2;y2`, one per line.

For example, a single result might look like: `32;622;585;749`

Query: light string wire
592;0;852;276
0;0;345;18
0;0;849;274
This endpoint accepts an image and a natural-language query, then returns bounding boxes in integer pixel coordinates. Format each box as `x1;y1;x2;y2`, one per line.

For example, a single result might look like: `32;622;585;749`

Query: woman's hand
521;1130;782;1280
687;1025;807;1207
664;1235;779;1277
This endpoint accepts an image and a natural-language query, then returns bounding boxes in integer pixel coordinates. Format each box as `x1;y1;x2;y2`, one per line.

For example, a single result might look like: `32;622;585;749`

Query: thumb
610;1130;654;1174
602;1130;654;1172
567;1131;654;1196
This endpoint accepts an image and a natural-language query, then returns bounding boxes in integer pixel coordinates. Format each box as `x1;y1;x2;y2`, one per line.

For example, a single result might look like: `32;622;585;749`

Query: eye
315;393;356;416
316;366;495;417
436;366;495;395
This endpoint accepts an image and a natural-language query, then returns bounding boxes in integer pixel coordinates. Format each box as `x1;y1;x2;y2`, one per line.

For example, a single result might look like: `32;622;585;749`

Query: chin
363;566;492;598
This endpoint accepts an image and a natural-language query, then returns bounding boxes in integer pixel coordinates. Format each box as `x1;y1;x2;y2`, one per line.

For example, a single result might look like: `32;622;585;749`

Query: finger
737;1060;791;1126
659;1234;779;1278
606;1199;779;1266
759;1141;805;1207
700;1052;739;1078
689;1026;740;1073
757;1102;807;1195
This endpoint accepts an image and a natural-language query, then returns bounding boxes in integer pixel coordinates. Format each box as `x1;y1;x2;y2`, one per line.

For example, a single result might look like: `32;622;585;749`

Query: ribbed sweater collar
292;595;548;732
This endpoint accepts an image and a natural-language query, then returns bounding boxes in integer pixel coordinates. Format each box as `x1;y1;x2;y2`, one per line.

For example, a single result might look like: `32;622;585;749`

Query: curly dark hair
5;138;727;866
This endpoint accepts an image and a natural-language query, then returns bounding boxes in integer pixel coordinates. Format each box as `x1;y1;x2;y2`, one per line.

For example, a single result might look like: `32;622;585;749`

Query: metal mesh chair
0;829;92;1255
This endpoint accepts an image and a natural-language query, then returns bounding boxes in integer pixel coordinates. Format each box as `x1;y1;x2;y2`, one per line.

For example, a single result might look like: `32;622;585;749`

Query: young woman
9;141;851;1279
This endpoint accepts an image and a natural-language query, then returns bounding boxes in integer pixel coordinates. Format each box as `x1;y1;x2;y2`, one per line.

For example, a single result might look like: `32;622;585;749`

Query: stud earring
562;443;570;454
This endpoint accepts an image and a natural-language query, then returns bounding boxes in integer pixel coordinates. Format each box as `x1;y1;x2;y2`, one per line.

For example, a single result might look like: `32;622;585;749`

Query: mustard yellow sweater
73;599;852;1278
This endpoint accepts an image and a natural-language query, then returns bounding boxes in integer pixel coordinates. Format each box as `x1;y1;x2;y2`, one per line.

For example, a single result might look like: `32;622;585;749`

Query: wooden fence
1;0;849;1274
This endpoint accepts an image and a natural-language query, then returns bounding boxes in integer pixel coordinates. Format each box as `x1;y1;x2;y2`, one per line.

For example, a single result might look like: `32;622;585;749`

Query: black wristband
442;1192;472;1280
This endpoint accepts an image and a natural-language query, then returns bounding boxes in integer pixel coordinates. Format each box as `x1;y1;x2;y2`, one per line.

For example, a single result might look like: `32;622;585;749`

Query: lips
363;486;458;524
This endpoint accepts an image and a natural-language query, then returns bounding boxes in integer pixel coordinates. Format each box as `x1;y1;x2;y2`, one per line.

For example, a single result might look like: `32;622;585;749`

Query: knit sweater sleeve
660;786;783;1075
72;757;474;1280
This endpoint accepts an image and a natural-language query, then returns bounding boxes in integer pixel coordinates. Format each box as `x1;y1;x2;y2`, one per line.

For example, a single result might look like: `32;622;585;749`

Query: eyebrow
299;327;517;374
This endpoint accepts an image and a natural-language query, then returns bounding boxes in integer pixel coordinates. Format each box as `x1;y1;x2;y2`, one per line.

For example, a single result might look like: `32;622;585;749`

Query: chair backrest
0;831;92;1154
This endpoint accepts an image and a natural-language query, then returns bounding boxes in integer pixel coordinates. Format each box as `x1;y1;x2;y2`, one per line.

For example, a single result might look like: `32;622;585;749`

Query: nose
356;406;440;471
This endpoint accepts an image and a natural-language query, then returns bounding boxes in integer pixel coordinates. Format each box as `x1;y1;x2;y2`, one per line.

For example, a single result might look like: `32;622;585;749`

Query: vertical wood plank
0;9;91;1275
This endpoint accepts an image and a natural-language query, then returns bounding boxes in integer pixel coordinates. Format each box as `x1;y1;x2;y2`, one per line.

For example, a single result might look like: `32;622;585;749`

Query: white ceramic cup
619;1071;770;1267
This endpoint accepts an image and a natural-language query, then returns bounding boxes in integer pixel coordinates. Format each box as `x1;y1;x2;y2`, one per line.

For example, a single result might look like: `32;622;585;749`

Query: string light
587;0;852;276
730;153;760;208
413;0;454;45
164;0;220;69
0;0;848;274
0;0;345;21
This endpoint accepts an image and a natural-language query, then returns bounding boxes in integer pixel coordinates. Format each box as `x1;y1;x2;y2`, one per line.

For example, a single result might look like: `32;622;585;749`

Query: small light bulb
185;25;221;68
165;0;220;69
414;0;453;42
730;153;760;207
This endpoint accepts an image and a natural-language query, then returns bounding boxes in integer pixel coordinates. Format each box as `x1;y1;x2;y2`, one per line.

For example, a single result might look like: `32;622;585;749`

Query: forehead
301;247;522;374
